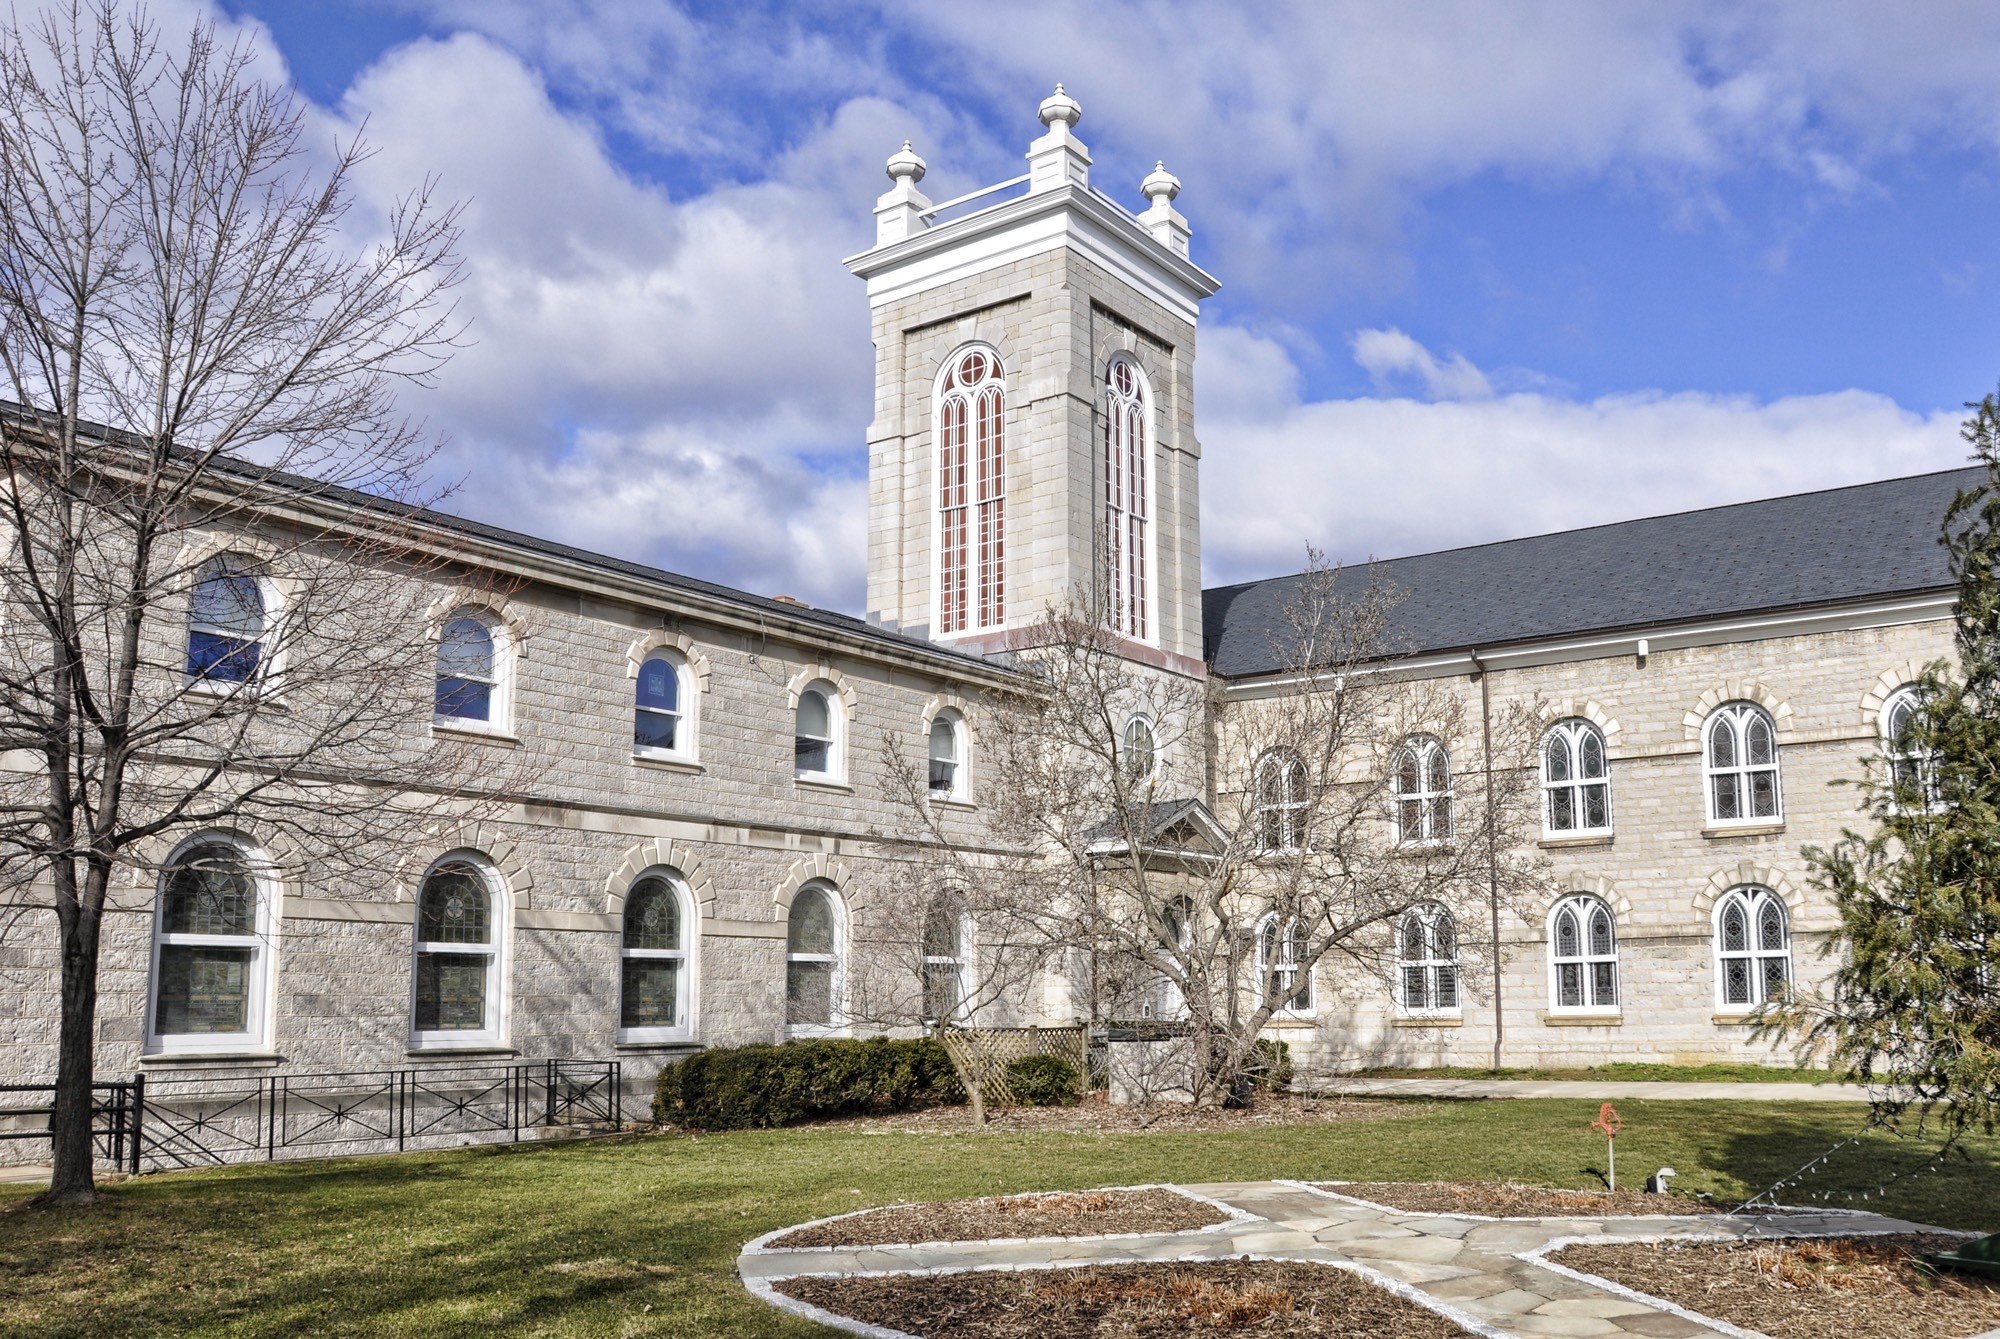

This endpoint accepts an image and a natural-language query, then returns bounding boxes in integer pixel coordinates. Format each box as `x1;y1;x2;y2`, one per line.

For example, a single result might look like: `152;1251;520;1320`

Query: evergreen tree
1774;393;2000;1136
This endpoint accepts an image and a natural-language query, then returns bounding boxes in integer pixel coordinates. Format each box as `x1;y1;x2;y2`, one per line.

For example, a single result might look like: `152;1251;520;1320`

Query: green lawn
0;1098;1992;1338
1345;1062;1842;1084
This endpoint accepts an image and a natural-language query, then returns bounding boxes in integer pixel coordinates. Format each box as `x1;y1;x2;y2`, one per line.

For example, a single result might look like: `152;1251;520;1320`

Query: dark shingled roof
1202;466;1981;680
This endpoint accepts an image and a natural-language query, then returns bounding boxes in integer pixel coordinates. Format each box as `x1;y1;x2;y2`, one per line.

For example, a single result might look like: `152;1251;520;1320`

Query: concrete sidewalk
0;1164;50;1187
1312;1076;1875;1102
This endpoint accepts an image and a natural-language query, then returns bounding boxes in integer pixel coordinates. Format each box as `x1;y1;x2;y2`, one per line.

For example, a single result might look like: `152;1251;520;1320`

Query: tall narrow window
1541;719;1611;837
186;555;268;684
1257;914;1313;1013
634;654;684;755
921;904;967;1024
928;712;965;800
436;612;501;726
786;883;843;1032
1882;685;1938;808
1704;702;1782;825
1549;894;1618;1011
795;685;840;780
1396;905;1460;1015
1253;750;1308;852
1714;887;1790;1011
936;348;1006;634
620;872;689;1039
1122;715;1158;786
1103;356;1151;640
149;840;268;1052
1147;895;1193;1021
1392;736;1453;844
412;857;502;1044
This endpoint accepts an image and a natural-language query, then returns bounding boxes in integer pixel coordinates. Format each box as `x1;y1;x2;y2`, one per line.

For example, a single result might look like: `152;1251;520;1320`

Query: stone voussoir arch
1694;862;1810;922
624;629;713;694
1682;682;1794;742
1858;660;1947;730
395;823;534;908
426;590;530;657
1538;872;1633;938
119;822;309;912
771;852;859;921
604;838;718;917
1537;699;1622;745
786;662;857;713
918;691;978;743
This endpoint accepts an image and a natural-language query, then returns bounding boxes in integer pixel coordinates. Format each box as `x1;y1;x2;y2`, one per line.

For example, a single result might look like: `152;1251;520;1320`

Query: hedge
653;1036;965;1131
1005;1053;1082;1107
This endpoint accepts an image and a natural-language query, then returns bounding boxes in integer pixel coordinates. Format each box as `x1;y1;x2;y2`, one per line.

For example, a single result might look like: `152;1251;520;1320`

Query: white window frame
1881;684;1938;810
633;650;694;763
1713;886;1791;1013
1102;353;1157;645
1253;750;1308;853
433;607;513;737
408;852;509;1050
794;682;845;784
1255;913;1314;1016
1540;718;1612;838
185;553;278;692
785;881;847;1037
931;344;1008;639
927;709;969;802
1144;895;1194;1021
1395;904;1461;1018
617;868;695;1044
1548;893;1619;1014
145;834;277;1056
1702;701;1782;827
1392;736;1454;846
1122;714;1160;788
921;904;970;1026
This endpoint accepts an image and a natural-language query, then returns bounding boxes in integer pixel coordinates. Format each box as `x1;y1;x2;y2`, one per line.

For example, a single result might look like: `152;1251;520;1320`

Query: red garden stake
1592;1103;1623;1191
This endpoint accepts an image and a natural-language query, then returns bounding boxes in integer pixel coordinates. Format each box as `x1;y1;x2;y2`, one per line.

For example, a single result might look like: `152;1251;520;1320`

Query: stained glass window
1550;894;1618;1010
621;874;686;1033
413;860;497;1036
1714;887;1789;1010
152;843;263;1041
1704;703;1782;825
1541;719;1612;836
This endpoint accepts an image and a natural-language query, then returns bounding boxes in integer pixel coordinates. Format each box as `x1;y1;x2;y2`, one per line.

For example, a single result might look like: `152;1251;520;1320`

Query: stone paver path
740;1180;1952;1338
1314;1077;1874;1103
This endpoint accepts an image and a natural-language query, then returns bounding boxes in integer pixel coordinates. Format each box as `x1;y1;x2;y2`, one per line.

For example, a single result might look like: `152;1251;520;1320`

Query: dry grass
766;1187;1223;1249
1326;1180;1727;1218
822;1093;1409;1136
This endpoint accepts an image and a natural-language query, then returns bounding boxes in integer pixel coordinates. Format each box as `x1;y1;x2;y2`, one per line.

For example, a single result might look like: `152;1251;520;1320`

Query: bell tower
845;87;1220;677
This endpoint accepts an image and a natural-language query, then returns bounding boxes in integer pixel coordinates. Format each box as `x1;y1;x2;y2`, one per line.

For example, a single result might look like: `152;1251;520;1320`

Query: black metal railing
0;1059;620;1174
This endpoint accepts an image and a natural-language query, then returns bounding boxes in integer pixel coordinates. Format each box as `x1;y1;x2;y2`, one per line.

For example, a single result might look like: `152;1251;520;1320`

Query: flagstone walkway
739;1179;1957;1338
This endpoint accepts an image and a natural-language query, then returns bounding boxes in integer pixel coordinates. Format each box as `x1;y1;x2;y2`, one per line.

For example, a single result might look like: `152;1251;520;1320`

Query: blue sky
205;1;2000;607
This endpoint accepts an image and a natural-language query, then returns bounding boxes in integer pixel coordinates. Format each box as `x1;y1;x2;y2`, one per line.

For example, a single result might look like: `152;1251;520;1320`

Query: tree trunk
43;893;102;1203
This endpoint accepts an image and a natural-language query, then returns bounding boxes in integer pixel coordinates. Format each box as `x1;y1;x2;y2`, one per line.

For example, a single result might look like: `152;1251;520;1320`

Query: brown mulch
1552;1233;2000;1339
766;1188;1226;1249
818;1094;1409;1136
1323;1181;1728;1218
776;1259;1476;1337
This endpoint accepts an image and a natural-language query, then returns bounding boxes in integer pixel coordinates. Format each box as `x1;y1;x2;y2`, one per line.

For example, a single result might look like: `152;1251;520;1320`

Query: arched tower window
1103;355;1152;640
936;348;1006;634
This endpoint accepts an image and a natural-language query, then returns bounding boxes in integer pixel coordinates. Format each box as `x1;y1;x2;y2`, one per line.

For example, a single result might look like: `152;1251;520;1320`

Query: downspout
1471;650;1504;1072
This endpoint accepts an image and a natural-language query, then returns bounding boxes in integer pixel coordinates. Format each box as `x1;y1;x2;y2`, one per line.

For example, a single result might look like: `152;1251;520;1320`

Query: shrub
653;1036;964;1132
1006;1053;1082;1107
1251;1038;1293;1092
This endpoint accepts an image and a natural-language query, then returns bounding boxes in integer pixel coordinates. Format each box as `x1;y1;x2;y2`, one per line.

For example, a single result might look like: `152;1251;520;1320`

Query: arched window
928;711;966;800
1103;355;1151;640
1882;685;1938;808
786;882;844;1032
620;872;690;1040
1704;702;1781;825
1122;715;1158;786
186;554;269;684
921;902;967;1024
1147;894;1194;1021
1256;914;1313;1014
1541;719;1611;837
412;856;503;1045
936;348;1006;634
1396;905;1460;1015
1253;751;1308;852
1549;894;1618;1011
794;684;842;781
1392;736;1453;845
634;653;686;756
1714;886;1790;1011
436;610;505;728
148;839;270;1052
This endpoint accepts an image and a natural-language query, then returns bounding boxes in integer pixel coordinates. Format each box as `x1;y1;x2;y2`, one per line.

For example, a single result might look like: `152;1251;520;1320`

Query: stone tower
844;87;1220;677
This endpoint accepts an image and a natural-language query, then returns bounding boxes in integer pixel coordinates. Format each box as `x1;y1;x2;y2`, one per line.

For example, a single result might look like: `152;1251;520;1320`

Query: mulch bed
823;1094;1408;1136
1552;1233;2000;1339
766;1188;1226;1248
776;1260;1476;1337
1323;1181;1727;1217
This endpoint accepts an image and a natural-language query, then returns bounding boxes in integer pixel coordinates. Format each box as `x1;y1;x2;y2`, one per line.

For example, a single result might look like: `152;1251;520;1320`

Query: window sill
1260;1015;1317;1030
1711;1012;1761;1026
432;721;520;746
185;679;285;708
1391;1015;1463;1028
139;1050;282;1066
615;1037;699;1051
1702;822;1785;840
928;796;976;810
406;1044;518;1058
786;1025;850;1040
631;752;703;775
793;777;853;794
1539;833;1614;850
1540;1011;1623;1027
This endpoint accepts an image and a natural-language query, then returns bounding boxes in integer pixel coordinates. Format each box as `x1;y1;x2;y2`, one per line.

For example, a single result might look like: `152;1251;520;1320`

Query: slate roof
1202;467;1982;680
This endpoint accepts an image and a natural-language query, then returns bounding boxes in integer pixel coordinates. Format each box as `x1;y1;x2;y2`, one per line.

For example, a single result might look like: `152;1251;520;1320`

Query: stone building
0;87;1972;1125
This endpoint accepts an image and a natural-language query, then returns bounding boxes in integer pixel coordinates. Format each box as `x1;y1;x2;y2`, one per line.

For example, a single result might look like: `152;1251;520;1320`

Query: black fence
0;1060;621;1174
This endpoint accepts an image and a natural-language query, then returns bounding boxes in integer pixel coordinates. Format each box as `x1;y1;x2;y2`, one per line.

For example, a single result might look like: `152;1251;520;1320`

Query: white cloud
1198;325;1970;585
1350;328;1492;401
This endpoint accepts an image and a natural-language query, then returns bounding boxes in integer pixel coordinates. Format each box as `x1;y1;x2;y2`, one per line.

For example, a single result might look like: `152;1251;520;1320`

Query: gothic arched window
1714;886;1790;1011
1392;736;1453;845
1252;750;1308;852
1882;685;1939;809
1549;893;1618;1011
936;348;1006;634
1396;904;1460;1015
1541;719;1611;837
1103;355;1152;640
1704;702;1782;826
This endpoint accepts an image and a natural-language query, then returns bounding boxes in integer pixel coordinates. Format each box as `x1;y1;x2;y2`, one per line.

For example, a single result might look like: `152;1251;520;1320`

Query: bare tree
0;3;495;1202
894;553;1551;1107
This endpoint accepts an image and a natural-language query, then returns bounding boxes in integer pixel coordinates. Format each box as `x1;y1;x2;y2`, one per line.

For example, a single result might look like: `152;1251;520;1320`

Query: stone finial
1139;160;1191;258
1141;161;1181;204
1038;83;1082;130
885;140;927;185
